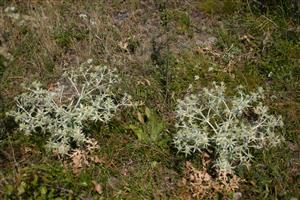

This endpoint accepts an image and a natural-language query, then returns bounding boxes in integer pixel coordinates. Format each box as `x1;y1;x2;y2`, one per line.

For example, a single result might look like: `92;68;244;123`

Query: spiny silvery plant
8;60;130;155
174;82;284;174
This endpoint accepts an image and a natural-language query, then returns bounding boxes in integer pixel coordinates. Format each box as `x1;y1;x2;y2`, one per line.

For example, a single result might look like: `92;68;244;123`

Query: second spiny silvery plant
173;82;284;174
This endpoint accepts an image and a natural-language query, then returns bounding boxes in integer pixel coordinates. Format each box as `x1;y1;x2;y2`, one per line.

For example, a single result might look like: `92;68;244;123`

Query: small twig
6;132;19;180
68;77;80;96
261;15;278;28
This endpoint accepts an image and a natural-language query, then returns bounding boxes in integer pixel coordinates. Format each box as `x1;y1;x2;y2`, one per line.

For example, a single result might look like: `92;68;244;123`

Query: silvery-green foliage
8;60;130;155
174;82;283;174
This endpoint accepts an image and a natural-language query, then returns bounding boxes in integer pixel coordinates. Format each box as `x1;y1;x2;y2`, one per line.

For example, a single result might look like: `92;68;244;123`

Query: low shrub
174;82;284;174
7;60;130;155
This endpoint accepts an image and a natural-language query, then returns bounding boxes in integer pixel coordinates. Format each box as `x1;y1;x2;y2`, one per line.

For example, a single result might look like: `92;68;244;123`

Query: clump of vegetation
174;82;284;174
198;0;241;15
179;160;240;199
7;60;130;155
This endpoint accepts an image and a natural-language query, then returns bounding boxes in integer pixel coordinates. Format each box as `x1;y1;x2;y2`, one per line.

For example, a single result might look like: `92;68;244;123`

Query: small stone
207;36;217;45
0;47;14;61
5;6;16;13
177;178;187;187
107;176;121;190
7;13;20;20
92;181;103;194
233;192;242;200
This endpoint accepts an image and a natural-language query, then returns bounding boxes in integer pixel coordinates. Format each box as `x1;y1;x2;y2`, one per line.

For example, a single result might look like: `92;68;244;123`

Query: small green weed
0;55;6;78
54;30;72;48
127;107;165;145
199;0;241;15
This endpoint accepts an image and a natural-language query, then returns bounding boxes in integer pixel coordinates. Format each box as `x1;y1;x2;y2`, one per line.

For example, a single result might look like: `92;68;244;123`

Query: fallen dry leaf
137;111;145;124
92;180;103;194
90;155;103;164
70;149;88;174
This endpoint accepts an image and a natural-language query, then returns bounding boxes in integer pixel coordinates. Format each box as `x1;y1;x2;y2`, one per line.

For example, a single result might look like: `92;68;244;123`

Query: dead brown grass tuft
178;156;240;199
67;138;102;174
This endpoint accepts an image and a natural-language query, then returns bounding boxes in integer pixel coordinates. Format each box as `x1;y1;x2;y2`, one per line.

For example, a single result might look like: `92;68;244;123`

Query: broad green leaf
128;124;145;141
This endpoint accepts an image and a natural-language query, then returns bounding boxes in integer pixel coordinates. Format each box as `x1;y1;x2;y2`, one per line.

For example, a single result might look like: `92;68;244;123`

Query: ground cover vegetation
0;0;299;199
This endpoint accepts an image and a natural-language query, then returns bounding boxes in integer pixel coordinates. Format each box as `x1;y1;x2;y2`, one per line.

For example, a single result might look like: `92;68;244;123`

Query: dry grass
178;155;240;200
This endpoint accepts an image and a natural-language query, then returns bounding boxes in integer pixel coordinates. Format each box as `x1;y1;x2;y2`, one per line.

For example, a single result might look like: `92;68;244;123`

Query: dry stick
246;0;254;15
6;131;19;183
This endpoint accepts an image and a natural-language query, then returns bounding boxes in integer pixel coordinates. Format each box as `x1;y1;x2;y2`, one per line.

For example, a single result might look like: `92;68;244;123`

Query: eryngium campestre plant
7;60;130;155
174;82;284;174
